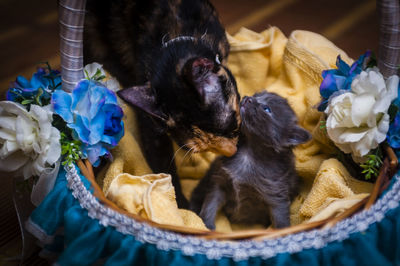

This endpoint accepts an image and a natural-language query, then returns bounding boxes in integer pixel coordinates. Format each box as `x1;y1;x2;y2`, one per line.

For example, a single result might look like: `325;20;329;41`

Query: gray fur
190;91;311;229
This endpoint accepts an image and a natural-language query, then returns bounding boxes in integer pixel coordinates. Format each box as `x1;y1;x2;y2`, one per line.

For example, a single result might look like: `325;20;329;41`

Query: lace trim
64;164;400;261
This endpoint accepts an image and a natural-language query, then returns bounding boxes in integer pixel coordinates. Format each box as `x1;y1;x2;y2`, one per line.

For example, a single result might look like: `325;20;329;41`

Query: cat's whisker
179;147;195;168
201;29;208;39
161;33;169;46
168;143;190;171
186;148;195;164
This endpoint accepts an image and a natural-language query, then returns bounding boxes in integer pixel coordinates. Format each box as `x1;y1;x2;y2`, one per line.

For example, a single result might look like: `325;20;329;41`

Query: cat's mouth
186;126;238;157
240;96;253;113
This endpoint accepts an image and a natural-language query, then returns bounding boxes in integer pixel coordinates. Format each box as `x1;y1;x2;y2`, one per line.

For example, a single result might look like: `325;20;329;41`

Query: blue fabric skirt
26;164;400;265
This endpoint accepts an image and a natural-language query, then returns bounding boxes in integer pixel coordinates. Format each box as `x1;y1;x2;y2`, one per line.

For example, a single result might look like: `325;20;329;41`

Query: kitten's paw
273;219;290;229
204;220;216;230
189;202;202;215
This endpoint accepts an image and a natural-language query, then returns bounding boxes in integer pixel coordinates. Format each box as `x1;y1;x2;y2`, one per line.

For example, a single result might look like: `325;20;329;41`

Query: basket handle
58;0;400;87
377;0;400;78
59;0;87;91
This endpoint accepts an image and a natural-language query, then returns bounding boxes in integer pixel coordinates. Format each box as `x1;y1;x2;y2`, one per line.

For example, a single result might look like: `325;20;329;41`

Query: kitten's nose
241;96;253;107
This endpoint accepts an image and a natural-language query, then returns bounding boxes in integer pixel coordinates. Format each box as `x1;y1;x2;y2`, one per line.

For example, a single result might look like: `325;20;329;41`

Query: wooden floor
0;0;379;264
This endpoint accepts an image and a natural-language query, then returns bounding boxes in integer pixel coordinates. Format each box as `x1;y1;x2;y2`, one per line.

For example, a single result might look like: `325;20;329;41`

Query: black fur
84;0;241;208
190;92;311;229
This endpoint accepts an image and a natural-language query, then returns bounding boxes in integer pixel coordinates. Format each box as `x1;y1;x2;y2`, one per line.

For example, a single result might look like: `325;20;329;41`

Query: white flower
104;77;121;92
84;62;121;92
84;62;105;79
0;101;61;179
325;68;399;161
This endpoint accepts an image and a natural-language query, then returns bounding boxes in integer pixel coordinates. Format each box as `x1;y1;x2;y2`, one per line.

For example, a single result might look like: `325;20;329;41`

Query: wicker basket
58;0;399;242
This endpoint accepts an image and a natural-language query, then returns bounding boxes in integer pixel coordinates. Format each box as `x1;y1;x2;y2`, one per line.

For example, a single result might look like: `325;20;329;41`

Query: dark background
0;0;378;264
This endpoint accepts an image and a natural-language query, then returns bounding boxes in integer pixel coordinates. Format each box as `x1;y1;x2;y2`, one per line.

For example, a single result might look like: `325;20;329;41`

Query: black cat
84;0;241;207
190;91;311;229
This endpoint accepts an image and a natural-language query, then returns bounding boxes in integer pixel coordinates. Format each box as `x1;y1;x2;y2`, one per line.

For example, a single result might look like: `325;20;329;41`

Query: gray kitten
190;91;311;229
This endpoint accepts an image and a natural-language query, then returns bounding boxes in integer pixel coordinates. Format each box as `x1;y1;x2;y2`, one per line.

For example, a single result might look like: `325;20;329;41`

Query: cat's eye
215;54;221;65
264;106;272;113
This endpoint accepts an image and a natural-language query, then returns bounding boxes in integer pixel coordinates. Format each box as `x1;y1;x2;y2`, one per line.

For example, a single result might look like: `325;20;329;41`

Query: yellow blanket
100;27;373;232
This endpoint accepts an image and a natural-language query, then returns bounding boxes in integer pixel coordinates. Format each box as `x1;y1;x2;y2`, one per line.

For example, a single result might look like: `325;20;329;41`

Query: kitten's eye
215;54;221;65
264;106;272;113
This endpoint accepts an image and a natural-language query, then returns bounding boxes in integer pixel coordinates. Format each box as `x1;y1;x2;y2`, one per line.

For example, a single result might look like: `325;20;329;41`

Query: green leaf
34;87;44;106
359;146;383;180
95;69;102;77
9;90;24;98
366;52;377;68
37;61;52;71
53;82;61;90
388;104;399;123
319;120;327;130
95;75;106;81
59;131;83;166
21;99;33;105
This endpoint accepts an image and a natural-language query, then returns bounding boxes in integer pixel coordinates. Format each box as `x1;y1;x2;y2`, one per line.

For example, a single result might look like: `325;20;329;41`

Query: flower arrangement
0;63;124;204
319;51;400;179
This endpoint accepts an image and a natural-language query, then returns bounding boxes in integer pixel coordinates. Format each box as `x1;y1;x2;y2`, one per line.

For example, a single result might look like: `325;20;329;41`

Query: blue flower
318;51;372;111
52;80;124;166
387;112;400;149
392;82;400;109
6;68;61;104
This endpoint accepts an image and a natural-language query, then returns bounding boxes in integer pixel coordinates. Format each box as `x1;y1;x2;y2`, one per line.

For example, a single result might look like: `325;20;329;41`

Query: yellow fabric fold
99;105;153;193
106;172;207;230
100;26;375;231
308;194;369;223
298;158;373;221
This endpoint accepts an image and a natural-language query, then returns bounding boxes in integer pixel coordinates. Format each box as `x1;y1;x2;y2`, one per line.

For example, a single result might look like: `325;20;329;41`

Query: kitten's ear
284;126;311;147
183;57;215;100
117;84;167;121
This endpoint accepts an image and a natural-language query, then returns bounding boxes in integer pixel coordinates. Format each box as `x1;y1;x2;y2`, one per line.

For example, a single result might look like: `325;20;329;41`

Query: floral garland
2;52;399;204
0;62;124;204
318;51;400;179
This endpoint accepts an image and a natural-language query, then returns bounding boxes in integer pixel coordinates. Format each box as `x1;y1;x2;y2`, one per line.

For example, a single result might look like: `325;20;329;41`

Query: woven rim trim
64;164;400;261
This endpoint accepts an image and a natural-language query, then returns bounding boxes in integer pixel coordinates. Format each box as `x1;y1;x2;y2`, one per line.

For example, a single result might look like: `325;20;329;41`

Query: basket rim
56;160;400;261
75;145;397;240
53;0;400;257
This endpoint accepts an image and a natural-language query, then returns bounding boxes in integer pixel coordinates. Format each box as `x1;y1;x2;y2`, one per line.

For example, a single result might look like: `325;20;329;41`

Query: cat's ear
283;126;311;147
117;84;167;121
183;57;215;100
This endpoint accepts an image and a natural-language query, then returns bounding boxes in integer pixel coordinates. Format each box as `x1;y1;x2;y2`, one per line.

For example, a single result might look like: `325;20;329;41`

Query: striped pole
377;0;400;78
59;0;87;91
